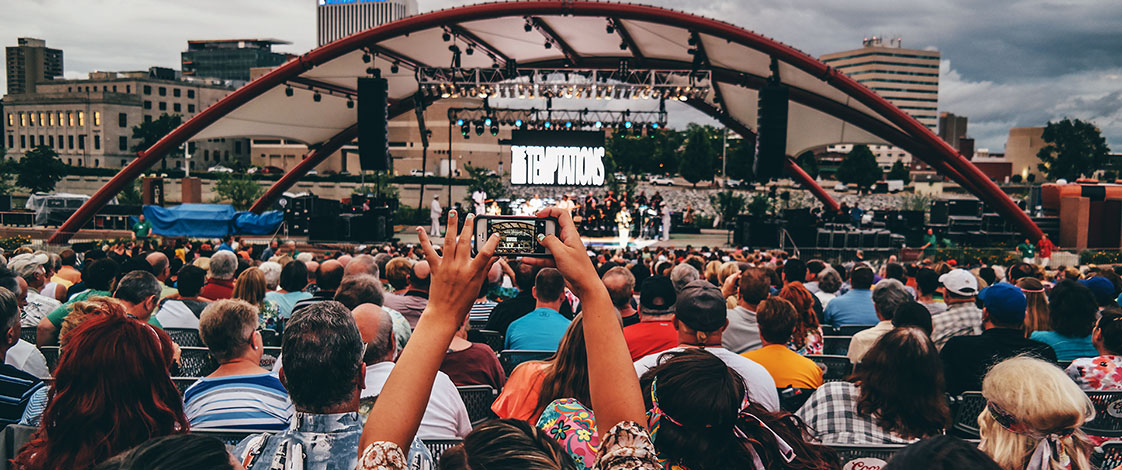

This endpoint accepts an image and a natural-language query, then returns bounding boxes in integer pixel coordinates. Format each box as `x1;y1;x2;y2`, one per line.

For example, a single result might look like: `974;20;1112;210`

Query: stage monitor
510;130;605;186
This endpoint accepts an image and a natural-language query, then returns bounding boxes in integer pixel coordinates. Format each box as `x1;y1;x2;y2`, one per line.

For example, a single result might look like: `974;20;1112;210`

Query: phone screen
488;218;550;256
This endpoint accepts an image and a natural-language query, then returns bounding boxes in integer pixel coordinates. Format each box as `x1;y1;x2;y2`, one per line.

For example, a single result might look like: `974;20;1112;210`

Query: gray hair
670;263;700;293
361;306;395;365
113;270;163;305
344;254;378;278
259;261;283;290
334;274;385;309
282;301;364;412
817;268;842;294
208;250;237;280
872;278;913;320
199;299;259;362
0;287;18;330
602;266;636;310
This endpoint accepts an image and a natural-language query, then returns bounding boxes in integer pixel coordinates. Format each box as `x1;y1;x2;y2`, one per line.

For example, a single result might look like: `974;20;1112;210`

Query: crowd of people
0;209;1118;469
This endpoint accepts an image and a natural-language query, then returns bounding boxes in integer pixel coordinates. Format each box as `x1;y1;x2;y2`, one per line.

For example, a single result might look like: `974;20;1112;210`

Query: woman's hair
60;296;126;347
93;434;236;470
816;268;842;294
278;259;308;293
15;314;188;470
778;282;819;349
718;261;741;285
439;419;577;470
704;260;722;285
883;435;1002;470
979;356;1094;470
851;327;949;440
1048;279;1097;338
232;267;267;307
1017;277;1050;335
638;349;837;470
532;315;590;418
891;301;933;336
1097;307;1122;354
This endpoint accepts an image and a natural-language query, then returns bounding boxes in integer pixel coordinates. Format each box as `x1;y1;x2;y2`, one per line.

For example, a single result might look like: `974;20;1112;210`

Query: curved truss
48;1;1040;243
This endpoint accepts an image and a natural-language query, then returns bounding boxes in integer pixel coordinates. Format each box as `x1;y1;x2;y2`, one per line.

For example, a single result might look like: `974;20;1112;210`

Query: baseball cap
978;282;1027;324
7;253;48;278
674;280;726;332
640;275;676;315
939;269;978;296
1080;276;1116;306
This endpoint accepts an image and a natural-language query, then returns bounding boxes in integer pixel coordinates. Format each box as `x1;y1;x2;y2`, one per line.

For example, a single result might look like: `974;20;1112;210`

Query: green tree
725;136;756;180
356;170;399;201
605;132;654;174
1036;118;1111;181
709;190;746;228
651;130;685;175
17;146;68;194
679;124;716;187
212;174;264;210
132;113;183;169
795;150;818;179
836;144;882;190
118;180;143;206
0;147;15;196
462;164;508;208
887;159;911;183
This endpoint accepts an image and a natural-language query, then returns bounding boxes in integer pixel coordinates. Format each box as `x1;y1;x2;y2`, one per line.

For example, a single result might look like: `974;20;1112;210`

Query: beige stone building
1004;127;1046;181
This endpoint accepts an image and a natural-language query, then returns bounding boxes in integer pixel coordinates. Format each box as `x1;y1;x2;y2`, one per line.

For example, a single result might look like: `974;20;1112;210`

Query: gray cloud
3;0;1118;151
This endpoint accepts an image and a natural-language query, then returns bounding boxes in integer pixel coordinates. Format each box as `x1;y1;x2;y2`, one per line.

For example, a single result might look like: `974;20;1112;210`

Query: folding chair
807;355;853;383
457;385;498;425
498;350;554;375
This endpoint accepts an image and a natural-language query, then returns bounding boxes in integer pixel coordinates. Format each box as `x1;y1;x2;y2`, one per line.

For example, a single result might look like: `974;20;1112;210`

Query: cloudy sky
3;0;1120;151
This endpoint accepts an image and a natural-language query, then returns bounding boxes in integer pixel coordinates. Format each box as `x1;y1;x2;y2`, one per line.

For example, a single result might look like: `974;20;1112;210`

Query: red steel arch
48;1;1040;243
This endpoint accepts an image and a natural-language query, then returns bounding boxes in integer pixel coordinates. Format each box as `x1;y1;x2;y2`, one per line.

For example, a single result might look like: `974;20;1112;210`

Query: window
48;112;54;126
67;158;72;165
203;150;209;162
68;135;74;149
173;103;181;113
187;104;195;113
121;159;127;166
173;88;181;97
187;89;195;99
39;113;46;127
19;113;25;127
27;113;33;127
78;135;85;150
158;87;167;96
19;136;25;149
5;114;11;127
118;112;127;128
48;135;54;147
144;101;152;110
144;85;152;94
94;135;100;150
57;112;64;126
67;112;74;126
93;112;101;126
235;141;242;154
158;102;167;111
127;85;131;93
144;115;152;123
119;136;128;151
78;112;85;126
113;85;117;92
38;135;45;146
6;135;12;148
94;159;99;167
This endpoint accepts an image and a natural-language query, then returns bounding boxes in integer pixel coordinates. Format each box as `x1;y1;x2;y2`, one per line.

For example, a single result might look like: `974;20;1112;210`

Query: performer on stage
429;195;442;236
472;188;487;215
615;208;632;247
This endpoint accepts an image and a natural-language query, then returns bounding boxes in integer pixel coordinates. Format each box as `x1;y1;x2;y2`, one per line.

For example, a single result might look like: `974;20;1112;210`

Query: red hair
779;282;820;350
14;314;188;470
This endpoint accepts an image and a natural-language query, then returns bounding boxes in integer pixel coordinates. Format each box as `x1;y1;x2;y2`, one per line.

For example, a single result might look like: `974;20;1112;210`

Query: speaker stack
754;82;789;181
358;76;390;171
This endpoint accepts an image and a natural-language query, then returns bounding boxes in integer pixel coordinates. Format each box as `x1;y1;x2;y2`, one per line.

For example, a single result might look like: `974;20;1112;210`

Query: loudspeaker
308;215;340;241
930;200;949;225
754;83;789;181
358;76;390;171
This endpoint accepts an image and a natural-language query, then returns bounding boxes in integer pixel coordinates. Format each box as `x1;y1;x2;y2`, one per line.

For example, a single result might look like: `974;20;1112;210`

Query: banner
510;130;606;186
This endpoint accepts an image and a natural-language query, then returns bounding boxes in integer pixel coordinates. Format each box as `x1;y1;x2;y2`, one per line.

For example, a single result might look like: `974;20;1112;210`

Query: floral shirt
788;327;824;356
359;421;659;470
537;398;600;470
1066;355;1122;391
258;299;281;330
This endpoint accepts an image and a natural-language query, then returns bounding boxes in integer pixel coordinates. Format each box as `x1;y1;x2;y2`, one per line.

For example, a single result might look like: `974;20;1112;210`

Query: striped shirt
184;373;294;430
469;300;498;323
0;364;44;427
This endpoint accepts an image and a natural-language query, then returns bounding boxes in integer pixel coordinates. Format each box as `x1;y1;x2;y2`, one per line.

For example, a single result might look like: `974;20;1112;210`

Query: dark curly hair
439;419;576;470
852;327;949;440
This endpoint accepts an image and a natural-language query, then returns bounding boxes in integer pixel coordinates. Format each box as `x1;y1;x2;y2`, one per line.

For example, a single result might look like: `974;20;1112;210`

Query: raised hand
416;210;499;326
523;207;603;298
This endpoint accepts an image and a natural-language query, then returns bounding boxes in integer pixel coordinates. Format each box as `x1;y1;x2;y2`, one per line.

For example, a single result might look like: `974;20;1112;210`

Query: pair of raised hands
416;207;602;325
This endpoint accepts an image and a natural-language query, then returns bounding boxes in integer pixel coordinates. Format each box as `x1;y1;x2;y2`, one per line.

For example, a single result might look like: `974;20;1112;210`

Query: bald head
344;254;378;278
410;260;431;291
352;303;394;364
337;254;353;267
316;260;344;292
146;252;170;280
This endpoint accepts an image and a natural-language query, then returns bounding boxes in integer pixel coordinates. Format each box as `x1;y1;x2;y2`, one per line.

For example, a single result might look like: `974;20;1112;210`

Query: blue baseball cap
1080;276;1116;306
978;282;1027;324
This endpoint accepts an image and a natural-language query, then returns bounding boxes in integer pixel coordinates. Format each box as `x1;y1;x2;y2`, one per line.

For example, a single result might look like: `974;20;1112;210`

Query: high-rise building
181;39;293;83
6;38;64;95
938;112;968;150
2;67;245;169
316;0;419;46
821;37;940;171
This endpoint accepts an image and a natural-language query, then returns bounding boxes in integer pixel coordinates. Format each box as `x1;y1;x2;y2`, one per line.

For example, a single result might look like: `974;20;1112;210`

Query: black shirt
941;328;1057;395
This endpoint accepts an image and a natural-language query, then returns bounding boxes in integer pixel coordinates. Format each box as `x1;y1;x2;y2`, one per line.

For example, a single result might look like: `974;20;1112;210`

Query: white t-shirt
8;339;49;379
362;361;471;439
634;346;780;412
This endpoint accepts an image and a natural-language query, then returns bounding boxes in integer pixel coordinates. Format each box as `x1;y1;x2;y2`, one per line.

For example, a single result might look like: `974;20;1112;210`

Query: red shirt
1038;238;1055;258
199;278;234;300
440;342;506;390
623;321;679;361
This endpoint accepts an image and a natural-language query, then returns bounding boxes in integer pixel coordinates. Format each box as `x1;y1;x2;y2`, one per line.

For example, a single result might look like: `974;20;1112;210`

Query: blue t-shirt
1029;331;1098;361
184;373;293;430
822;289;878;328
505;307;571;351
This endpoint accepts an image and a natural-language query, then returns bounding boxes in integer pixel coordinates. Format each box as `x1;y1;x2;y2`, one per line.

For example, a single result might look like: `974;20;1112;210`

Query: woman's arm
358;212;499;453
527;208;647;436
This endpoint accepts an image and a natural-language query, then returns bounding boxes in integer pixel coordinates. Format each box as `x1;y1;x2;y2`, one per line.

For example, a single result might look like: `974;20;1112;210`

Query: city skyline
3;0;1120;152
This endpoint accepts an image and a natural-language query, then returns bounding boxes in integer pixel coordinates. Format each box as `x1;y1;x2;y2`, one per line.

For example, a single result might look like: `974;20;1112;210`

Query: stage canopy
48;1;1041;243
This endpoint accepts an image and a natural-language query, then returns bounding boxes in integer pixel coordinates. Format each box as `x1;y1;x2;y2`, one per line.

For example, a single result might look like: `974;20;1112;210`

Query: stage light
461;123;470;137
651;122;659;129
484;117;493;126
565;121;572;128
456;119;464;126
624;121;633;129
313;93;322;102
594;121;603;128
442;32;451;42
544;41;553;49
524;22;533;32
544;121;552;129
620;42;628;51
606;24;615;34
465;47;474;55
515;119;524;127
474;120;484;136
362;53;371;63
347;100;354;109
285;87;293;97
390;63;399;74
490;124;499;136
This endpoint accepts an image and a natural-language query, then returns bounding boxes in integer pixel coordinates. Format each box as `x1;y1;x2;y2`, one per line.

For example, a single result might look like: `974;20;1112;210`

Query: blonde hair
60;297;126;347
703;260;722;284
979;356;1094;470
718;261;741;285
232;267;267;307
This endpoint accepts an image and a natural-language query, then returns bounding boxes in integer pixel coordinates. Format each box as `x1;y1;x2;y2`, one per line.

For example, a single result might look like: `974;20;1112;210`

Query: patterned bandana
646;377;796;469
986;400;1075;470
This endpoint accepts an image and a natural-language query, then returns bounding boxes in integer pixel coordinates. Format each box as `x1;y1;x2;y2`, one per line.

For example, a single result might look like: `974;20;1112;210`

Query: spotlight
606;24;615;34
624;121;632;129
651;122;659;130
313;93;322;102
524;22;533;32
514;119;524;127
490;125;499;136
465;47;474;55
594;121;603;128
484;117;492;126
456;119;464;126
565;121;573;129
442;32;451;41
474;120;484;136
362;53;371;63
544;121;552;129
619;42;628;51
390;63;400;74
544;41;552;49
347;100;354;109
461;123;470;137
285;87;293;97
688;36;697;46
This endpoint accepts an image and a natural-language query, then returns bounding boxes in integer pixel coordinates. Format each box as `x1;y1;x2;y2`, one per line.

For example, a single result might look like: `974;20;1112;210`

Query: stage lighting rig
448;106;667;133
418;68;710;102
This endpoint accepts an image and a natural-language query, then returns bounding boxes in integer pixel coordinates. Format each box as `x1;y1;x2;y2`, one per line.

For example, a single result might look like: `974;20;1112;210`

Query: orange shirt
742;344;824;389
491;361;550;422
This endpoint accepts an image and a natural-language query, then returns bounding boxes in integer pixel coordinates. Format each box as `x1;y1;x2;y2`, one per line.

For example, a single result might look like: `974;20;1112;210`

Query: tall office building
316;0;419;46
938;112;968;150
6;38;64;95
181;39;293;83
821;37;940;171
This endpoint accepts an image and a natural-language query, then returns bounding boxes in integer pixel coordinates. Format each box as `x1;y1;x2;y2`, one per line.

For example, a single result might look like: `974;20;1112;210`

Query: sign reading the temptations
510;130;606;186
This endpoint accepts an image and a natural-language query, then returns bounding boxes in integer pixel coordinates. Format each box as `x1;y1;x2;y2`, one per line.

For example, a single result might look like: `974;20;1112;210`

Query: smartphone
474;215;559;257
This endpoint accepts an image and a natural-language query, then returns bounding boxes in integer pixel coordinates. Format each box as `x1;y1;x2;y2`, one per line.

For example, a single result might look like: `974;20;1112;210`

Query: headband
647;377;796;468
987;400;1076;470
1019;287;1045;293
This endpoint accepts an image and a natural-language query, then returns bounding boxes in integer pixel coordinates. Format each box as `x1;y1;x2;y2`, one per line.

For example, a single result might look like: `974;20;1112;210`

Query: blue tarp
142;204;283;238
